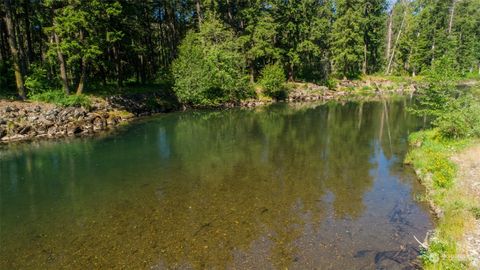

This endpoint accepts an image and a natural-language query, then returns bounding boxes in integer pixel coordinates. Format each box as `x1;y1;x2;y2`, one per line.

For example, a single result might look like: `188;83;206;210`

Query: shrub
427;151;456;188
420;238;465;269
411;55;480;140
434;95;480;139
172;17;250;106
259;63;288;100
413;55;460;118
324;78;337;90
24;64;55;95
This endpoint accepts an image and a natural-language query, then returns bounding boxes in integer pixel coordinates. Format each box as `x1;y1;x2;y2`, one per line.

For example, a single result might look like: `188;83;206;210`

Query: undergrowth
28;90;92;108
406;129;478;269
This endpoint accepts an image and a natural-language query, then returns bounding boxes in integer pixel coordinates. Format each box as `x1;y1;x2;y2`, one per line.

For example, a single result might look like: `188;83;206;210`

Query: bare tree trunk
195;0;202;27
113;45;123;87
249;62;254;83
386;1;407;75
363;43;367;74
226;0;233;23
76;60;86;95
386;8;394;61
431;34;435;65
3;0;26;99
448;0;456;35
288;63;294;82
0;20;8;62
23;0;34;62
54;32;70;95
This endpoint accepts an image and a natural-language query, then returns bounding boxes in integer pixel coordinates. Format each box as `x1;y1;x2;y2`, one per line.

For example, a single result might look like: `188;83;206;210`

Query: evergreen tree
331;0;364;78
1;0;479;99
362;0;387;74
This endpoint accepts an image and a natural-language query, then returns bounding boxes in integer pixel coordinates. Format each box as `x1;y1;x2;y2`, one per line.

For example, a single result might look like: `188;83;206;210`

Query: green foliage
330;0;364;79
324;78;337;90
411;55;480;139
414;56;459;117
172;17;250;106
428;151;456;188
435;95;480;139
406;130;458;189
2;0;479;101
259;63;288;100
24;64;55;95
420;238;466;269
29;90;92;108
406;129;479;269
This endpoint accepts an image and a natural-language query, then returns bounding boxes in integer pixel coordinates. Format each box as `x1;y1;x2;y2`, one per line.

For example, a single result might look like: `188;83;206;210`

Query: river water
0;99;433;269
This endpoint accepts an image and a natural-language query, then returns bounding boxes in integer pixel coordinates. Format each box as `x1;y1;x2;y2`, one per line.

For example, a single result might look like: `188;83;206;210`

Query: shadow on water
0;98;433;269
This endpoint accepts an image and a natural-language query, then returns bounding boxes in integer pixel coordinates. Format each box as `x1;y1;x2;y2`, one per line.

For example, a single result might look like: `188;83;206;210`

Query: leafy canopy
172;17;250;106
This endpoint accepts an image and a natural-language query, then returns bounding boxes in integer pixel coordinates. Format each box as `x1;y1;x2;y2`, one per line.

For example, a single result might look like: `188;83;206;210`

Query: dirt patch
451;144;480;268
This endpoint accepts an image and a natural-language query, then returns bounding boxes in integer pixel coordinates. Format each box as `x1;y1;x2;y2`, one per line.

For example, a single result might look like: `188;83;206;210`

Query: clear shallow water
0;99;433;269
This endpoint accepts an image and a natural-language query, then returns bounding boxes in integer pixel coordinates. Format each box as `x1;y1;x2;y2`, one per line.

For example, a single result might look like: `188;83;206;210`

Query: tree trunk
113;45;123;87
362;43;367;74
386;1;407;75
54;32;70;95
288;63;294;82
386;9;394;61
23;0;34;62
76;60;86;95
3;0;26;99
431;35;435;65
195;0;202;27
448;0;456;35
226;0;233;23
0;19;9;63
249;63;254;83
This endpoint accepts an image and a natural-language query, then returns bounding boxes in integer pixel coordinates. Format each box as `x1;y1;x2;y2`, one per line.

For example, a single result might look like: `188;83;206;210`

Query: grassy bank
406;129;480;269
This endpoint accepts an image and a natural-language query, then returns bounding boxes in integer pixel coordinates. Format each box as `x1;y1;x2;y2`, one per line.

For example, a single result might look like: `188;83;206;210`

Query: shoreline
405;130;480;269
0;79;418;144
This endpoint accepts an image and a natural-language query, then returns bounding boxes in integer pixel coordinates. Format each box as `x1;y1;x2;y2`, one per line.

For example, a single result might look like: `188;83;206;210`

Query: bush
420;238;466;269
24;64;55;95
259;63;288;100
436;104;480;139
411;55;480;140
427;151;456;188
434;94;480;139
413;56;460;118
324;78;337;90
172;17;250;106
29;90;92;108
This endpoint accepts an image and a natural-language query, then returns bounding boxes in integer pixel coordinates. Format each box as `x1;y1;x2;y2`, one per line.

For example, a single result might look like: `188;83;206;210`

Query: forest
1;0;479;104
2;1;480;269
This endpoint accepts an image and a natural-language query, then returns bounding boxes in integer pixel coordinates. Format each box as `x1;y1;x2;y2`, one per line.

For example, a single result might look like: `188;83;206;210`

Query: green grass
405;129;479;269
29;90;92;108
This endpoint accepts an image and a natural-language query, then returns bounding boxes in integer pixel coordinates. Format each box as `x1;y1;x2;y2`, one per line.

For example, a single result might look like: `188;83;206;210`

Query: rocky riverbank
0;100;130;143
0;79;418;143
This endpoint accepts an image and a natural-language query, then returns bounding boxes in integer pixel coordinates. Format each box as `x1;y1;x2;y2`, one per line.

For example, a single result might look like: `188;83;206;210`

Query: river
0;98;433;269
